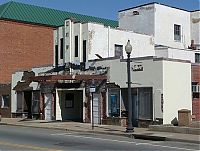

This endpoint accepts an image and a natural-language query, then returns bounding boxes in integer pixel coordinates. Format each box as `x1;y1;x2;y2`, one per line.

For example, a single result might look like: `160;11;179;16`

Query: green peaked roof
0;1;118;27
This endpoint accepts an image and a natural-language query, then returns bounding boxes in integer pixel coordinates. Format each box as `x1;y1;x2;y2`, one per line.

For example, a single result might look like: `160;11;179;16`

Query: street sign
90;86;96;93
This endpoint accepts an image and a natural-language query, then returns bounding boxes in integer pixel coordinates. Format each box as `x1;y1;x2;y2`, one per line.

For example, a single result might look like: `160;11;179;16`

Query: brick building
0;1;118;117
192;64;200;120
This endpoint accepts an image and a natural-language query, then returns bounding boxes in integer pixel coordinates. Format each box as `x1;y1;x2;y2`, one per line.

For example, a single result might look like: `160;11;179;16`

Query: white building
118;2;200;63
54;20;155;67
88;57;192;124
54;3;199;66
119;2;199;50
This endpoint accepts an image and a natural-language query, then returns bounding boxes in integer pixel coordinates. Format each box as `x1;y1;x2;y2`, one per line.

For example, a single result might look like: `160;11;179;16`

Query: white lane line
51;133;198;151
51;133;72;136
51;133;137;144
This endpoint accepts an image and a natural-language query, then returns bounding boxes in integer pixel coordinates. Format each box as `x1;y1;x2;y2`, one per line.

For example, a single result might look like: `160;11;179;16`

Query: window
75;36;78;57
1;95;9;108
195;53;200;63
60;38;64;59
193;92;199;99
115;44;123;58
174;24;181;41
108;89;120;117
55;45;58;67
83;40;87;62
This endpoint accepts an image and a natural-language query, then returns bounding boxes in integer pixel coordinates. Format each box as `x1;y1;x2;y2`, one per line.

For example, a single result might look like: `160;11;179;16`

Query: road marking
51;133;198;151
51;133;137;144
51;133;73;136
0;141;63;151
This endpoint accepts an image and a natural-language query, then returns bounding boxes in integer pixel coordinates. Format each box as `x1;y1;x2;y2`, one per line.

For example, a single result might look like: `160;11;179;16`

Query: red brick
0;20;55;84
192;64;200;120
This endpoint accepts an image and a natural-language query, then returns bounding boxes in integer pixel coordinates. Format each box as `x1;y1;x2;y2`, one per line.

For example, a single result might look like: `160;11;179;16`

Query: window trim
174;24;181;42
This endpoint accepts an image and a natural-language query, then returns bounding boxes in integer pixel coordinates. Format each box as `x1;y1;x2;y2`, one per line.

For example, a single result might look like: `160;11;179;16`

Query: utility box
178;109;191;126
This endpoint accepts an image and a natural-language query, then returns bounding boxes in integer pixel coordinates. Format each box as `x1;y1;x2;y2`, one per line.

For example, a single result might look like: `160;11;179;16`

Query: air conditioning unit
192;85;200;93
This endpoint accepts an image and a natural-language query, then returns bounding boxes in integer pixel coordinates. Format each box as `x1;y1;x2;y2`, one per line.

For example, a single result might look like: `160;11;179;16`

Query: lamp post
125;40;134;133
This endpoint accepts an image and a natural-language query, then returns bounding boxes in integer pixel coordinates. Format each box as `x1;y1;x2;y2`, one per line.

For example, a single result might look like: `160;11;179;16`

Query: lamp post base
126;127;134;133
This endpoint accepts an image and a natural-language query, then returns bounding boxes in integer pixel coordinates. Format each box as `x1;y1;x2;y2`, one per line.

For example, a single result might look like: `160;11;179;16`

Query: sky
0;0;199;20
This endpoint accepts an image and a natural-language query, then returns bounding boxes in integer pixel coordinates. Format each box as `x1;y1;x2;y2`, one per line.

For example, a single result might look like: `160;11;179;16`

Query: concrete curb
1;122;199;144
132;134;166;141
149;125;200;135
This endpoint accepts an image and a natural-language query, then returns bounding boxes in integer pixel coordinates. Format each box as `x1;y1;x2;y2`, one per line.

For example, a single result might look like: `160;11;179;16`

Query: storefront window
1;95;9;108
108;89;120;117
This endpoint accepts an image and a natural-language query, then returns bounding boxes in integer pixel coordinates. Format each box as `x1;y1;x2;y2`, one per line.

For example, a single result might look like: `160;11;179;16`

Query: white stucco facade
162;60;192;124
89;57;192;124
191;11;200;49
54;20;155;67
155;47;196;63
11;66;53;114
11;72;24;113
119;3;196;50
154;4;191;49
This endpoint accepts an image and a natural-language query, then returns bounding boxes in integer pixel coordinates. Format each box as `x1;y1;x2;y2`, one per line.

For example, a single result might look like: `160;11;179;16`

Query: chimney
188;40;197;50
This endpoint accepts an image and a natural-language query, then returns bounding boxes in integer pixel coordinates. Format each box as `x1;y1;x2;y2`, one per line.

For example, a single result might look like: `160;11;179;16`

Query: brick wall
0;20;54;84
192;64;200;82
192;99;200;120
192;64;200;120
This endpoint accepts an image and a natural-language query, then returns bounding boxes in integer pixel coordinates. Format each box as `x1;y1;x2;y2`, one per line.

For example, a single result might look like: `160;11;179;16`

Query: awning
29;74;107;82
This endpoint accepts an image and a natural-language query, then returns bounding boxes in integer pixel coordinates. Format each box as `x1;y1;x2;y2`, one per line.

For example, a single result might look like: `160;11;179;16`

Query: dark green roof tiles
0;1;118;27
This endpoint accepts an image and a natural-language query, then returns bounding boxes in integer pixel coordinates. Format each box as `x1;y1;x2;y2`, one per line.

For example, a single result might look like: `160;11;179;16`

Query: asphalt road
0;125;199;151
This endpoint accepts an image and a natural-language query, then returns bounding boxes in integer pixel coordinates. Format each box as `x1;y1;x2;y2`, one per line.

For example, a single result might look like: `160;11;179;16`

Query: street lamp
125;40;134;132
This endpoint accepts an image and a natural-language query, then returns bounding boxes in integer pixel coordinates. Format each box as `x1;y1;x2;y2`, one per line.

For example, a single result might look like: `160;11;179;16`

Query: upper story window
195;53;200;63
115;44;123;58
75;36;78;57
83;40;87;62
174;24;181;41
55;45;58;67
60;38;64;59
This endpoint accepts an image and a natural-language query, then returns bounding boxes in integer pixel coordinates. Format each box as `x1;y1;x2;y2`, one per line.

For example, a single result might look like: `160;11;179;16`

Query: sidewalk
0;118;199;144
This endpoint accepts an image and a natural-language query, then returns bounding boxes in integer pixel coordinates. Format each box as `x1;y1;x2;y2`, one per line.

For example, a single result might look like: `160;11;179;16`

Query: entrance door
24;91;32;118
44;93;52;121
59;90;83;122
93;93;100;124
